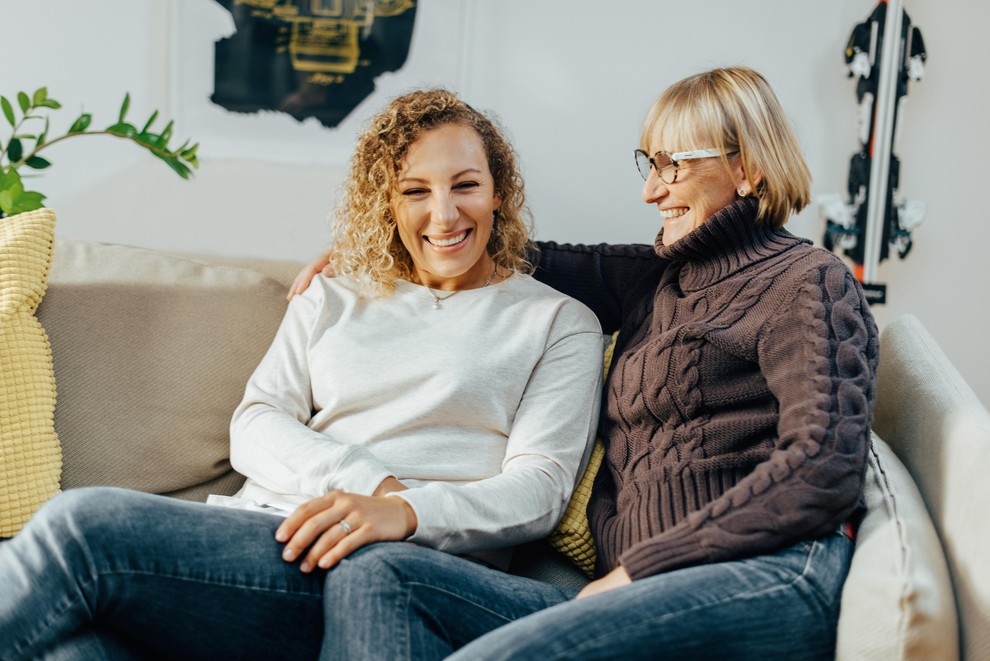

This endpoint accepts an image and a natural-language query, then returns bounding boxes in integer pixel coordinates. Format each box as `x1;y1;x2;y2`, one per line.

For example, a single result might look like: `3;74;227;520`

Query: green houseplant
0;87;198;218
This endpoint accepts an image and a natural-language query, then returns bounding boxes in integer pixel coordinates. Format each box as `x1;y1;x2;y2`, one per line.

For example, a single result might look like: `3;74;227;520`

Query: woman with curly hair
0;89;603;660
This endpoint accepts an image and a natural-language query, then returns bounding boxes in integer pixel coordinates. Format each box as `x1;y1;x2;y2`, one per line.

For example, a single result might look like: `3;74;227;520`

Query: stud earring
738;188;749;197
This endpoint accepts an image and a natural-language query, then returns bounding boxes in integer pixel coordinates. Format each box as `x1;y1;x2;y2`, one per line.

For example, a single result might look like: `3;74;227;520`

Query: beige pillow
36;238;290;501
0;209;61;537
835;433;958;660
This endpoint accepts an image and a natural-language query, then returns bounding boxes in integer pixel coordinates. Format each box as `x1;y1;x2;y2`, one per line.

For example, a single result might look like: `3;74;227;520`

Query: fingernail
318;558;330;569
282;548;294;561
300;562;311;573
275;530;286;542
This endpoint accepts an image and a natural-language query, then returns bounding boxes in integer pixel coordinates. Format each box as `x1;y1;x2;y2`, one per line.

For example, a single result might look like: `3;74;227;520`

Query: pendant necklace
426;265;498;310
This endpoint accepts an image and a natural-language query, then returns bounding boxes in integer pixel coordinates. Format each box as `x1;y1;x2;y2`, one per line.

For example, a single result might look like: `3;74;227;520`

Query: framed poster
170;0;470;164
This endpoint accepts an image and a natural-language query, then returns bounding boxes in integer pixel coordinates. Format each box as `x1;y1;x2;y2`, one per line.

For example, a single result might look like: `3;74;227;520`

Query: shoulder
501;274;603;335
781;243;865;299
763;244;876;338
287;274;368;325
295;274;363;305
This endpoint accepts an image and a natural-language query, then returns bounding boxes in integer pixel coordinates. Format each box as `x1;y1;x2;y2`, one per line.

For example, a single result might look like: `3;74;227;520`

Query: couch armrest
874;314;990;660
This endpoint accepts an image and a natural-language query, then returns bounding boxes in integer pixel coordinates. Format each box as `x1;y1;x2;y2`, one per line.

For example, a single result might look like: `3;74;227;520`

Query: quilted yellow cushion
0;208;60;537
549;332;618;576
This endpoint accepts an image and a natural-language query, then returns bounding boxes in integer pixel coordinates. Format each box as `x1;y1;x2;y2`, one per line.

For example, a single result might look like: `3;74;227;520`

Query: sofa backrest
873;314;990;661
37;238;296;502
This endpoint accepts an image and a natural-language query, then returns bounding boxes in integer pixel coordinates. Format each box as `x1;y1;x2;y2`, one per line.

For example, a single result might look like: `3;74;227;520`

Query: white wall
3;0;988;405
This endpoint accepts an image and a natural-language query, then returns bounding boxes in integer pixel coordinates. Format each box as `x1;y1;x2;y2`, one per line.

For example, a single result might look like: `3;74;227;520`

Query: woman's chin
661;222;687;246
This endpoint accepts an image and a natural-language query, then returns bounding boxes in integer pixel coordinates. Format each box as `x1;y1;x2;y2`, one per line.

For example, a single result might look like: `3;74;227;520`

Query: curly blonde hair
330;88;533;296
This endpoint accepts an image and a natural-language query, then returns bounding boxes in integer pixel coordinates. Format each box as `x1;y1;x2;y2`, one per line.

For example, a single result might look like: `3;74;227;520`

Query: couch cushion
873;313;990;660
836;433;958;660
36;238;289;501
0;209;61;536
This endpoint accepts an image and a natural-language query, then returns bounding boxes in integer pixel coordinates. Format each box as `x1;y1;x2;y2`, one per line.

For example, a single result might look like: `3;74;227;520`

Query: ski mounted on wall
818;0;926;305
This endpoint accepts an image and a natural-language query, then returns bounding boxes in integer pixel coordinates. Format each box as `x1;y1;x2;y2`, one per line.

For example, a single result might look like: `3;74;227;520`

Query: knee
26;487;145;541
325;543;432;599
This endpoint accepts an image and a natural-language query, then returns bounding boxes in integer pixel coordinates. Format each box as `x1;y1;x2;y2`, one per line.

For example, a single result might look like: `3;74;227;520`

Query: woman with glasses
0;89;604;660
296;66;878;660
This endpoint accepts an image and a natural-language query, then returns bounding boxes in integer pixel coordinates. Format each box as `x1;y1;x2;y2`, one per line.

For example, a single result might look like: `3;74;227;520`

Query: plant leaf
118;93;130;123
0;168;26;214
5;189;46;214
25;156;52;170
1;96;15;127
17;91;30;113
36;99;62;110
68;113;93;133
106;122;138;138
37;117;49;146
159;154;192;179
135;131;164;149
8;138;23;162
0;189;13;214
32;87;48;106
141;110;159;133
0;167;23;190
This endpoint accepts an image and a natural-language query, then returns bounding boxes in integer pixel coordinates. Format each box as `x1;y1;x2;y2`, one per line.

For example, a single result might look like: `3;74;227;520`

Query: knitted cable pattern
588;199;878;580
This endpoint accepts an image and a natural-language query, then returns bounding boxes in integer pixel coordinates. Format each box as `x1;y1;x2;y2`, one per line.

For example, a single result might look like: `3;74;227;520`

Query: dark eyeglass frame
634;148;728;184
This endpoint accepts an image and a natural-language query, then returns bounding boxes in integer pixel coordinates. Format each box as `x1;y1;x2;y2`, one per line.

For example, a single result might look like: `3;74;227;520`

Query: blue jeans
0;487;325;660
323;530;853;660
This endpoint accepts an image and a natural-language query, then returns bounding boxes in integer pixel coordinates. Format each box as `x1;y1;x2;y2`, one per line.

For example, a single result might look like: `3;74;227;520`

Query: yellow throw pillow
549;331;619;576
0;208;60;537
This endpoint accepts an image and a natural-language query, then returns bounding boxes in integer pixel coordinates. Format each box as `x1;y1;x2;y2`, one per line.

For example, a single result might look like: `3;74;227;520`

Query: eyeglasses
634;148;728;184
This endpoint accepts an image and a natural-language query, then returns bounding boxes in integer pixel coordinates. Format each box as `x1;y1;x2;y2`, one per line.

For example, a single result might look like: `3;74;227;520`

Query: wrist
386;492;418;538
373;476;407;497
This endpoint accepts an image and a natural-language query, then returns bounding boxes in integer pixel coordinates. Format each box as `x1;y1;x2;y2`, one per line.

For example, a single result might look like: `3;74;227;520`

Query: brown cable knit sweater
536;198;879;581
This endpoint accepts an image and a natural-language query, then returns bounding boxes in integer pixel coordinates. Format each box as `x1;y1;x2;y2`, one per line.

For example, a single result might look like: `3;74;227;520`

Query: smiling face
391;123;501;291
641;150;744;247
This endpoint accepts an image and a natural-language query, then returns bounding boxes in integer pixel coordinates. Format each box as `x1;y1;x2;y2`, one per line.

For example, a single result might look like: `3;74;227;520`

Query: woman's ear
733;159;763;197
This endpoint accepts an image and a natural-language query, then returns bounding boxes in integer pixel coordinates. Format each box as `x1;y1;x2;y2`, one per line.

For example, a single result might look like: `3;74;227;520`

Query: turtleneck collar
653;197;809;291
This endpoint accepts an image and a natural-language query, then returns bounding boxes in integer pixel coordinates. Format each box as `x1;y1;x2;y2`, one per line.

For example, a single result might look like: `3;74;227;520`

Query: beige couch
29;237;990;660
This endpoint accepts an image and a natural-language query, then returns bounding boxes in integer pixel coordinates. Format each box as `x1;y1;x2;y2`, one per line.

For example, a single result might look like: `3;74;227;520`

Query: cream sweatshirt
228;273;603;556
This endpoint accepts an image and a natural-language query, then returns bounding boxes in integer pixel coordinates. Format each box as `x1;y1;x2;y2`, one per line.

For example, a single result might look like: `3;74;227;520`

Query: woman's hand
287;251;334;300
576;565;632;600
275;488;417;573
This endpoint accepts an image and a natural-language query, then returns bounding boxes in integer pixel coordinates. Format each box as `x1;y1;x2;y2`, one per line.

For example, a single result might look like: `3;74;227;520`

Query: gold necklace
426;265;498;310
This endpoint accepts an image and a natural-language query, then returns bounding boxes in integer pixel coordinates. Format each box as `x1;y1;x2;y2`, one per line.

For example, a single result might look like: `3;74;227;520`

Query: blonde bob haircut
640;67;811;229
330;88;533;296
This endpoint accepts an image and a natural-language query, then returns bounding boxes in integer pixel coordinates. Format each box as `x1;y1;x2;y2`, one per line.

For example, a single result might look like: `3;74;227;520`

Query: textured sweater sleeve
395;301;604;554
532;241;658;333
228;283;393;498
619;262;879;579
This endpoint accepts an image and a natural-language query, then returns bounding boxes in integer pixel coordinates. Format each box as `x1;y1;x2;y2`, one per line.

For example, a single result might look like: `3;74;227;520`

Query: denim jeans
2;487;853;660
324;529;853;661
0;487;325;660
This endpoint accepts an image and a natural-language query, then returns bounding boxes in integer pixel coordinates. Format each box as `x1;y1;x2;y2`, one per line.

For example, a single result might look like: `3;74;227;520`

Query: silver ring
337;519;352;535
